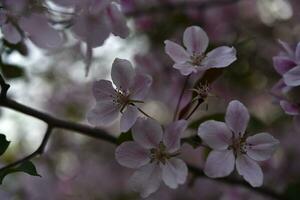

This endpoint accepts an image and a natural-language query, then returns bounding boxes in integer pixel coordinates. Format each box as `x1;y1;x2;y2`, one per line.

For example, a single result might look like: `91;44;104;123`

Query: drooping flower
69;1;129;74
115;118;188;198
87;58;152;132
164;26;237;76
198;100;279;187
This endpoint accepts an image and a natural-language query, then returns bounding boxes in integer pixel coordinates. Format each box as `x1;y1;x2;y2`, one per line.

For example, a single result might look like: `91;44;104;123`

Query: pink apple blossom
115;118;188;198
164;26;237;76
87;58;152;132
198;100;279;187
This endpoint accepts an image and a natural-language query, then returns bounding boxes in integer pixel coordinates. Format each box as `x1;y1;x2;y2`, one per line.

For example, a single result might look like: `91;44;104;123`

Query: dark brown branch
126;0;241;17
0;98;117;144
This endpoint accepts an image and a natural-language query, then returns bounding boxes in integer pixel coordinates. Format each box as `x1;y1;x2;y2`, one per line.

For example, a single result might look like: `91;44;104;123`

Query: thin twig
0;98;117;144
185;99;204;120
173;75;190;121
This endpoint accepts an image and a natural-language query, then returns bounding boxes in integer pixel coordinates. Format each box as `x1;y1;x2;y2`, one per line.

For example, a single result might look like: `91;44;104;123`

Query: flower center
228;134;248;156
112;89;131;112
190;53;206;66
150;142;180;165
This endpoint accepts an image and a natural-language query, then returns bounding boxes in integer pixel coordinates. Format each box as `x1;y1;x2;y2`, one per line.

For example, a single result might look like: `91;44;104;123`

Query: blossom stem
185;99;204;120
136;106;155;120
173;75;190;121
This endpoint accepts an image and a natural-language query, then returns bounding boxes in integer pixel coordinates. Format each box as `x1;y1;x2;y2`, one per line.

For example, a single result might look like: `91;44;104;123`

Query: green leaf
181;135;202;149
283;181;300;200
0;161;41;184
0;63;24;79
0;134;10;156
117;131;133;145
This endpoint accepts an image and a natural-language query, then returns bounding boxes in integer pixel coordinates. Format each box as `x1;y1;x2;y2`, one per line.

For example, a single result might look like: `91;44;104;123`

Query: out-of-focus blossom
257;0;293;25
0;0;62;48
273;40;300;87
198;100;279;187
115;118;188;198
134;53;191;111
164;26;236;75
87;58;152;132
63;0;129;74
271;40;300;129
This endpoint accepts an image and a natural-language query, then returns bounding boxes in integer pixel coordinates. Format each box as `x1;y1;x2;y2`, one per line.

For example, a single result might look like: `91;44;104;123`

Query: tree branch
126;0;241;17
0;74;283;199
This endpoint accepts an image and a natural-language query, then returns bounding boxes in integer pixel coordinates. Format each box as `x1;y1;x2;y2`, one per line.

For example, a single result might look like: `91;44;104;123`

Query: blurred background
0;0;300;199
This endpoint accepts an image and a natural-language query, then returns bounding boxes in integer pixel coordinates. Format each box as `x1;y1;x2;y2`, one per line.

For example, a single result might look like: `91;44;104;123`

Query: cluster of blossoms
0;0;62;48
88;26;280;198
271;40;300;128
0;0;129;73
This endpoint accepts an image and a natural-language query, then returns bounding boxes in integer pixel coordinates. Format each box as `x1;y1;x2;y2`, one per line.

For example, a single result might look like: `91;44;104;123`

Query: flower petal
183;26;209;54
204;150;235;178
132;118;163;149
71;11;110;48
163;120;187;153
164;40;190;63
278;39;294;58
115;141;150;169
246;133;279;161
0;10;7;25
296;42;300;62
19;14;62;49
87;102;119;126
130;74;152;101
198;120;232;150
280;100;300;115
202;46;237;68
120;105;139;132
160;158;188;189
92;80;115;102
225;100;249;137
283;66;300;86
111;58;135;91
1;23;22;44
236;155;263;187
270;79;291;98
273;56;296;75
173;63;198;76
128;163;162;198
107;2;129;38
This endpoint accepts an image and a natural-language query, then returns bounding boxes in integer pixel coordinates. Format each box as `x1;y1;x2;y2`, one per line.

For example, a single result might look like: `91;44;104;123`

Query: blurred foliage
117;131;133;145
0;63;24;79
0;134;40;184
0;161;40;184
0;133;10;156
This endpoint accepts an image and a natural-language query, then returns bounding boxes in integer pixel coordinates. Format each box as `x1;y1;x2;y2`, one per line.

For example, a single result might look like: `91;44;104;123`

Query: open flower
164;26;237;76
87;58;152;132
198;100;279;187
115;118;188;198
